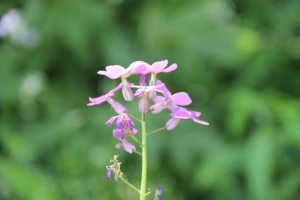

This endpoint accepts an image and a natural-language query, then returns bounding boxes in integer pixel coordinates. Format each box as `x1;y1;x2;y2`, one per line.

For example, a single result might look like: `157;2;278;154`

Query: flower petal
106;116;118;126
172;92;192;106
191;111;201;117
87;95;108;106
113;129;126;139
122;140;136;153
88;96;107;103
166;118;181;130
170;109;191;119
192;117;209;125
150;102;165;114
152;96;165;104
110;82;123;93
106;166;113;180
157;186;162;198
161;63;178;73
97;65;125;79
151;60;168;72
126;61;147;75
132;128;138;134
156;80;172;97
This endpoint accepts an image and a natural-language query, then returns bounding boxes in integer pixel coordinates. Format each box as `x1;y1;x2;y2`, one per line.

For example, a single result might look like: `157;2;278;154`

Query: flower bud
122;84;134;101
106;166;113;180
148;74;156;99
139;93;149;113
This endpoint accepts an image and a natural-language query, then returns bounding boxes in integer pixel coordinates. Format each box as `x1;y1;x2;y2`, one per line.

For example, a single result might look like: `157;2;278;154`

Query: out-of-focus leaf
243;127;276;200
0;157;62;200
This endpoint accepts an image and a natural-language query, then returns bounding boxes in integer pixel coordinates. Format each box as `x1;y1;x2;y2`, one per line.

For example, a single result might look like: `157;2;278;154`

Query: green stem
129;134;144;147
119;175;140;194
140;112;147;200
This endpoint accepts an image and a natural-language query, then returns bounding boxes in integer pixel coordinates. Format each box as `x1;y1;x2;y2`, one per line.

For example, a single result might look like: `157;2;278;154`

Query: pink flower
97;61;146;79
87;83;127;114
150;81;192;114
166;108;209;130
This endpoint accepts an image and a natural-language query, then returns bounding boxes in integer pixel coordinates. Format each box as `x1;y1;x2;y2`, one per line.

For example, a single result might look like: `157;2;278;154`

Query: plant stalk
140;112;147;200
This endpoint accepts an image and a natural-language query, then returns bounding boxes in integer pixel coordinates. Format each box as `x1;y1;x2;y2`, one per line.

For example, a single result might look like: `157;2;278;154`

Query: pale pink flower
97;61;146;79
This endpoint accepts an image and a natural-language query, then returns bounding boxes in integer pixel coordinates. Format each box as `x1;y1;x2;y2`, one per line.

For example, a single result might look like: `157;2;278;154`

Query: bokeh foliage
1;0;300;199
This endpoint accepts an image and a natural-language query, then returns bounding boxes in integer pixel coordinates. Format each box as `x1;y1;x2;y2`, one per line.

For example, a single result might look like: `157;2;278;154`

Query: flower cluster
87;60;209;154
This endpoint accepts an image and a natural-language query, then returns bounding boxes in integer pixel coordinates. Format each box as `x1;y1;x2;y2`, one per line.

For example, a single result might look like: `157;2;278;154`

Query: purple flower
106;113;135;132
109;114;137;154
150;81;192;114
157;186;162;197
166;108;209;130
113;129;136;153
106;166;114;180
154;186;162;200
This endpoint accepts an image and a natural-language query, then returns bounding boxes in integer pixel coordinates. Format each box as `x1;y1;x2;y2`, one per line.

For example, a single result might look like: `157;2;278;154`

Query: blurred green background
1;0;300;199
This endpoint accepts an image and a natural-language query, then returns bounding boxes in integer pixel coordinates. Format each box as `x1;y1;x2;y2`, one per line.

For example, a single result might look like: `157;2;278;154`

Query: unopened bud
148;74;157;99
139;93;149;113
122;84;134;101
157;186;162;197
